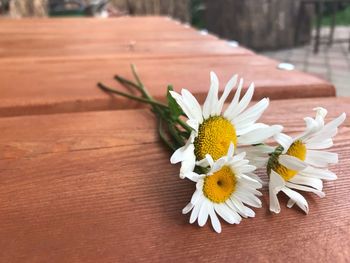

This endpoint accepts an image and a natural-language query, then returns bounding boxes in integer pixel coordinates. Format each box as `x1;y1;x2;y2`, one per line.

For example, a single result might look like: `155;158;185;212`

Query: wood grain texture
0;16;335;117
0;17;251;59
0;98;349;262
0;55;335;117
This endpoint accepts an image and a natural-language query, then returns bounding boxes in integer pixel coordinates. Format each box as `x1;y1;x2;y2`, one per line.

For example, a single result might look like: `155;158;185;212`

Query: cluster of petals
169;71;346;233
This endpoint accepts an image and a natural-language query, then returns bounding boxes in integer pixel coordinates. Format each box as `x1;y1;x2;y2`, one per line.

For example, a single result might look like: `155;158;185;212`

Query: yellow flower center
194;116;237;161
203;166;237;203
273;140;307;181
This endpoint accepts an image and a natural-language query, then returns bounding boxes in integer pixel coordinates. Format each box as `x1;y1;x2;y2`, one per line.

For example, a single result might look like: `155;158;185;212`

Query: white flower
170;71;282;179
268;107;346;214
182;144;262;233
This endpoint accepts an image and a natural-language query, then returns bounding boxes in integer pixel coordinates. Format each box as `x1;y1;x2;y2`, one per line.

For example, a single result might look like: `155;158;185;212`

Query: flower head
170;72;282;179
268;107;346;214
182;144;262;233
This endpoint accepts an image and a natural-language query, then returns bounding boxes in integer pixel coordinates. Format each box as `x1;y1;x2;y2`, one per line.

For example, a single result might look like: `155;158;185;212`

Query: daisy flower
170;72;282;179
183;143;262;233
268;107;346;214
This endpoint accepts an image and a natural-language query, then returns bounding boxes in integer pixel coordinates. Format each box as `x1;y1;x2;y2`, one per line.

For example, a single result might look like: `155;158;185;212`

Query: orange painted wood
0;97;349;262
0;17;335;117
0;55;335;117
0;17;251;59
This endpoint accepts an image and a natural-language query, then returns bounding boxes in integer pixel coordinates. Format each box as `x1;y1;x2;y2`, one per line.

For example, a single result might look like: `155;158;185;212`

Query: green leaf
167;85;184;119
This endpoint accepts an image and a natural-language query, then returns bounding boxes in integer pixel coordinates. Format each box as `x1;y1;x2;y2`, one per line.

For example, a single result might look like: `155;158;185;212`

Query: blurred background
0;0;349;94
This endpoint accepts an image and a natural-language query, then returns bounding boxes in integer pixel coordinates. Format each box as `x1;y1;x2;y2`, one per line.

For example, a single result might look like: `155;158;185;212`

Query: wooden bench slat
0;17;251;59
0;17;336;118
0;55;335;117
0;98;349;261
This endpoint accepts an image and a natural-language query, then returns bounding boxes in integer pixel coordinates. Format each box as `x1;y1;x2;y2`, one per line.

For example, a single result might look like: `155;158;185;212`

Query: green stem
168;122;185;147
114;75;142;92
131;64;153;100
98;83;168;109
176;118;193;133
158;118;176;151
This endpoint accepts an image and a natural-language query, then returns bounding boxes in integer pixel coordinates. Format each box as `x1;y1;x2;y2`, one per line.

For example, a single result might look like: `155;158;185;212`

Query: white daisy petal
265;108;345;214
235;123;269;136
305;150;338;167
170;131;195;164
314;107;327;128
269;170;285;213
300;166;337;180
224;78;243;118
182;202;194;214
281;187;309;214
240;174;262;188
323;112;346;131
179;144;196;179
181;89;203;123
233;98;269;128
234;190;262;208
238;125;283;145
305;127;338;144
229;197;255;218
296;117;319;141
285;182;325;198
227;142;235;157
210;158;226;174
196;180;204;191
170;145;187;164
198;200;210;227
287;199;296;208
237;164;256;174
209;206;222;233
215;74;238;115
214;204;232;224
245;172;264;185
226;82;255;120
190;190;202;205
183;144;261;232
169;91;199;122
288;174;323;191
274;133;294;153
202;71;219;118
306;139;333;150
214;204;240;224
279;154;308;171
190;197;203;223
186;119;199;131
195;157;210;168
186;172;205;182
269;190;281;214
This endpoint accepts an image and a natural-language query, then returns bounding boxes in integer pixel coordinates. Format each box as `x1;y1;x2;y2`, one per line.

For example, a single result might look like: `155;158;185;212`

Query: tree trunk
110;0;190;22
9;0;48;17
204;0;313;51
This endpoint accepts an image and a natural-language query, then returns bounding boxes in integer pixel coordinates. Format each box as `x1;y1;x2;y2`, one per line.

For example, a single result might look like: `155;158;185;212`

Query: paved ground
261;26;350;96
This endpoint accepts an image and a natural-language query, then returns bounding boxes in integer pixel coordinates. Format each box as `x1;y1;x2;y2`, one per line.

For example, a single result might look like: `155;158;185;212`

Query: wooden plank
0;98;349;262
0;55;335;117
0;17;251;59
0;39;250;60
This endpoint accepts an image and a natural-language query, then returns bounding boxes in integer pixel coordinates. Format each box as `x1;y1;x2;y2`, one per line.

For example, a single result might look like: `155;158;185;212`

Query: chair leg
314;1;323;54
328;2;338;46
294;2;303;46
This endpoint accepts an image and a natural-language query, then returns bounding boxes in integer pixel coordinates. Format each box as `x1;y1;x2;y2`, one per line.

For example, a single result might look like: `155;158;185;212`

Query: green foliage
322;5;350;26
191;0;205;28
167;85;184;120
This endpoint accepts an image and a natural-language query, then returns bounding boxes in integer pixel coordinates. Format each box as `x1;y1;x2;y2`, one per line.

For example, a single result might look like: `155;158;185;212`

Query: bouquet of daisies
98;65;346;233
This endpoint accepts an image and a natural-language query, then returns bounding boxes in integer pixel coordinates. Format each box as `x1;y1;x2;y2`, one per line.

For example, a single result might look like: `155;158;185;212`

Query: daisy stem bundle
98;64;193;151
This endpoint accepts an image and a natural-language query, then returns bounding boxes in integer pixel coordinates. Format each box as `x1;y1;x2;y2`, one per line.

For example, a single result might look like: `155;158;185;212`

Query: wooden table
0;17;335;117
0;98;349;262
0;16;347;262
